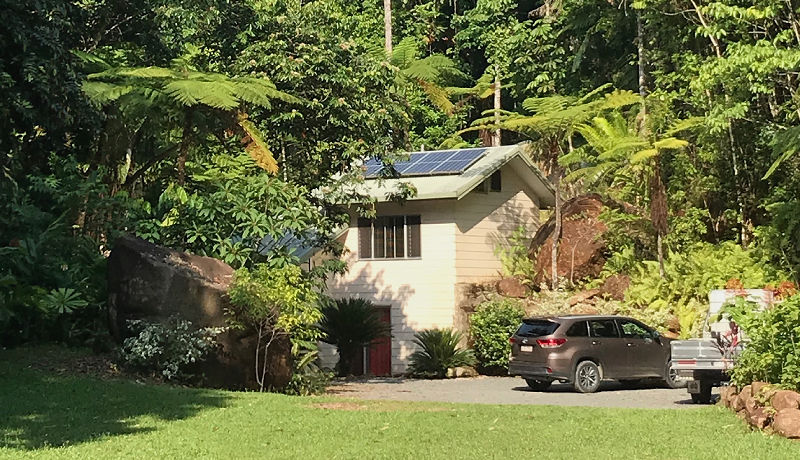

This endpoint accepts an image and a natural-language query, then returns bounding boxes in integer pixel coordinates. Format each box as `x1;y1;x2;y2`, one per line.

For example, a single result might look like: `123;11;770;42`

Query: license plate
520;345;533;352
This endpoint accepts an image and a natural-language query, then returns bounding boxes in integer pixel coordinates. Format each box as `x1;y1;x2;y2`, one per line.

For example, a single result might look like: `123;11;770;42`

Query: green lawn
0;348;796;459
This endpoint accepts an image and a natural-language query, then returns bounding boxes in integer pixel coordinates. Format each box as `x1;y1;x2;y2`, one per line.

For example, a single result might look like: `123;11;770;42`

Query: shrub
119;317;224;382
408;328;476;379
283;339;333;396
320;298;391;376
494;225;535;282
726;295;800;390
469;299;525;374
227;264;322;391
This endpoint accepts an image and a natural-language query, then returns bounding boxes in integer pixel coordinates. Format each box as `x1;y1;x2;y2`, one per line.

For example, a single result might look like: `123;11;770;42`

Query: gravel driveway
328;376;717;409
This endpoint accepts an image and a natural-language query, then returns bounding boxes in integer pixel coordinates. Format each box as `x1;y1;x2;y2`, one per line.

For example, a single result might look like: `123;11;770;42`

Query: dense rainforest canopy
2;0;799;350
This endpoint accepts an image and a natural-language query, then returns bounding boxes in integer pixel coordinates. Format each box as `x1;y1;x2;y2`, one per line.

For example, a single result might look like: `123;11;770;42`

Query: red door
368;307;392;376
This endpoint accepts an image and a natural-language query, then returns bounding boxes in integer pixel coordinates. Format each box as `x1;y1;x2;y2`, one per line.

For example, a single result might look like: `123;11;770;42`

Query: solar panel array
364;148;487;178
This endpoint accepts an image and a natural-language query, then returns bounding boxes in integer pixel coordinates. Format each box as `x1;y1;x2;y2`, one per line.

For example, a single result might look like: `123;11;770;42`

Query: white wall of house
319;162;543;374
454;164;541;283
322;199;458;375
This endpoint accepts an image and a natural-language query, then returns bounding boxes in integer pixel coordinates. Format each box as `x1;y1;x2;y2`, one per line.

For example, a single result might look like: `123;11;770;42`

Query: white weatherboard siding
454;164;541;283
323;200;457;374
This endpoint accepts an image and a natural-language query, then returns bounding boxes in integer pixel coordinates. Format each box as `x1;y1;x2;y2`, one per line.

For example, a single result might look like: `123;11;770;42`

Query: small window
589;319;619;338
566;321;589;337
490;170;501;192
619;319;653;339
358;215;420;259
515;319;560;337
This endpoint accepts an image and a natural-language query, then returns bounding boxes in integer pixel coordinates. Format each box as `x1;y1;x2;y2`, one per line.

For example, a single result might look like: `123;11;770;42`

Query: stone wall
720;383;800;439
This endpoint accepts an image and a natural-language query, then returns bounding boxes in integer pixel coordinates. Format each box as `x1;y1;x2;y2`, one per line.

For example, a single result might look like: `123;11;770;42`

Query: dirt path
328;376;717;409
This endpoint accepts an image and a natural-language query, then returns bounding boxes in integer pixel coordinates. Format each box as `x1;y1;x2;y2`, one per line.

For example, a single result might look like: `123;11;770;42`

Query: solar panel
363;148;487;178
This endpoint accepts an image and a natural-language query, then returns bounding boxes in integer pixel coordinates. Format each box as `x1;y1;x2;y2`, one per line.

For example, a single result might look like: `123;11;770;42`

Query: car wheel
663;361;686;389
525;379;552;391
574;361;601;393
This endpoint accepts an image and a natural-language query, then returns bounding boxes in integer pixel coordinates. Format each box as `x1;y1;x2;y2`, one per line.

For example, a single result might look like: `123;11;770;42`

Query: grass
0;347;797;459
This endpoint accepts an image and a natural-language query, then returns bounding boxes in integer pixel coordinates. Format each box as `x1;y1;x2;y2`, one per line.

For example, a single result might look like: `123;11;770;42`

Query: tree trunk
384;0;392;55
493;67;501;147
177;110;192;185
551;174;561;290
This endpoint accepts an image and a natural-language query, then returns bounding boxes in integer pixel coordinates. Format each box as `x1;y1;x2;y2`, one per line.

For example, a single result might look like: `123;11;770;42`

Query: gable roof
360;144;555;207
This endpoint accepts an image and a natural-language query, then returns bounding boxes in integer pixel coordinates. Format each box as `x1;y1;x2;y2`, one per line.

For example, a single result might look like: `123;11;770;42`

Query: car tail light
536;338;567;348
677;360;697;365
509;337;516;344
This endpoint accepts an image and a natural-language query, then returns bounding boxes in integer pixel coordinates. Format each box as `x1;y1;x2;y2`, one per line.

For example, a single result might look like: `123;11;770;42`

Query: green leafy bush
227;264;322;391
283;339;333;396
119;317;224;382
726;295;800;390
623;242;782;337
469;299;525;374
319;298;391;376
408;329;476;379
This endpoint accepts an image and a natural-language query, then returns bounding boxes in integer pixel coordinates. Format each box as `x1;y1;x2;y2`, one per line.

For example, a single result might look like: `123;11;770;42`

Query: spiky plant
408;328;476;379
320;298;391;376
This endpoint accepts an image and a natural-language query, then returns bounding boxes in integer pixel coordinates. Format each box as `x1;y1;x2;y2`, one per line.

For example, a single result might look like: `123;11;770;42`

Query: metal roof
359;144;555;207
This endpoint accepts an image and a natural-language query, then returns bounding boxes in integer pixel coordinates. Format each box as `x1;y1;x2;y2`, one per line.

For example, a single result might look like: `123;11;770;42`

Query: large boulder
529;194;634;286
107;235;291;390
772;390;800;411
773;408;800;439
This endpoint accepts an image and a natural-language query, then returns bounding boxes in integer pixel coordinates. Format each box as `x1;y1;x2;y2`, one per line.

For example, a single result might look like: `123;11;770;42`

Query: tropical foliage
469;299;526;373
320;298;392;376
408;329;477;379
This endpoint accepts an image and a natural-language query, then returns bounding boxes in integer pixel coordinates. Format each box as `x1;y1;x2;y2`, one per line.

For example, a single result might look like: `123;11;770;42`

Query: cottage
320;144;555;375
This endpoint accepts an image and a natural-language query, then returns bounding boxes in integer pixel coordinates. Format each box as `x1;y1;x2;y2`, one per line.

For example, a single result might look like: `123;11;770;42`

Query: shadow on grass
0;363;229;450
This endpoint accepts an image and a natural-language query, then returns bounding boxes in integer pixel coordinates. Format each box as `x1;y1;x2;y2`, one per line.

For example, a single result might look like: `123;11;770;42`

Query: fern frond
163;80;239;109
391;37;419;68
238;116;278;174
653;137;689;150
630;148;659;164
665;117;705;136
82;81;133;103
418;80;454;115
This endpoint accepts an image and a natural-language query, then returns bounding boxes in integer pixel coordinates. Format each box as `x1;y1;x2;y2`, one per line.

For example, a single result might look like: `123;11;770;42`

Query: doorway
367;306;392;376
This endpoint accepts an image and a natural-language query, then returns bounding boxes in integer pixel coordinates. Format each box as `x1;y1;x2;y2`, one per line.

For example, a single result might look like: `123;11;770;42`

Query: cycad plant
408;328;476;379
320;298;391;376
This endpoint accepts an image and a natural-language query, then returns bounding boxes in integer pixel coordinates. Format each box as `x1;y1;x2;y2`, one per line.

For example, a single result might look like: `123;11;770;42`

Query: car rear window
515;320;560;337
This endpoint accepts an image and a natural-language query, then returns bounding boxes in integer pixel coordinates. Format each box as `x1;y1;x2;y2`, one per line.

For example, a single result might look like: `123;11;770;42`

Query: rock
748;407;771;429
745;395;760;416
496;277;529;298
773;408;800;438
599;274;630;301
529;194;635;285
732;386;751;412
107;235;292;390
666;315;681;334
719;386;735;408
568;289;602;306
772;390;800;411
751;381;770;397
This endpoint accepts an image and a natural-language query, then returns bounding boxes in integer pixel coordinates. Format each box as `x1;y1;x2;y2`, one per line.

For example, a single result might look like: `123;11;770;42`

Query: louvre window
358;215;421;259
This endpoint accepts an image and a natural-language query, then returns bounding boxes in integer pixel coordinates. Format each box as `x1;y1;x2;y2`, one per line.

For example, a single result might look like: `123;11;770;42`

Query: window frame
357;215;421;260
